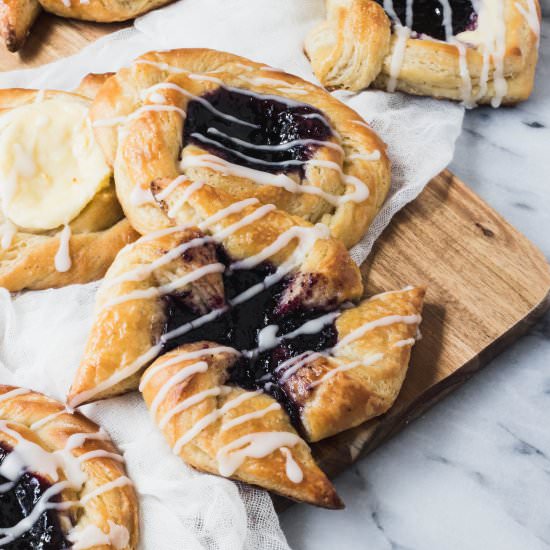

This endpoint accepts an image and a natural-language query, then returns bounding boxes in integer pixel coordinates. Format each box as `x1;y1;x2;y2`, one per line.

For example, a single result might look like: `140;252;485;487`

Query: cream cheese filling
0;98;112;231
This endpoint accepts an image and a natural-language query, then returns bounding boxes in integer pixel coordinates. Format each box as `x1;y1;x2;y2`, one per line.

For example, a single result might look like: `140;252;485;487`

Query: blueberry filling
183;87;332;176
162;252;339;430
374;0;478;41
0;444;71;550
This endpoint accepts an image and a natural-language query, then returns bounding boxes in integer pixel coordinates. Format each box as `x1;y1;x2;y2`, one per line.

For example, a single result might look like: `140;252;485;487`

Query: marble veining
280;10;550;550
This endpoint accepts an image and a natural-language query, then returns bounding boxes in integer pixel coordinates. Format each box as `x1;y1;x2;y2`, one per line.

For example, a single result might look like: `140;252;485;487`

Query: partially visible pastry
0;385;139;548
0;0;174;52
140;344;343;509
305;0;541;106
90;48;391;249
0;0;40;52
138;287;423;506
0;78;138;292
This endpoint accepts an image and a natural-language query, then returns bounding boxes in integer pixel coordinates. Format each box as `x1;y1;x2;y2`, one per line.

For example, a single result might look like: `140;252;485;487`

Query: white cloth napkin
0;1;464;548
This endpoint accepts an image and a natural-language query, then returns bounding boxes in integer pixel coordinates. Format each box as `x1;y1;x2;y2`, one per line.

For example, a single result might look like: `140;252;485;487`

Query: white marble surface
280;10;550;550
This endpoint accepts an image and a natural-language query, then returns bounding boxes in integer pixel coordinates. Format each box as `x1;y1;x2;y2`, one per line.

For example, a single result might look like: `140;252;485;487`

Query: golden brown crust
68;228;225;407
0;0;40;52
0;219;138;292
91;48;391;249
140;344;343;509
38;0;174;22
0;87;139;292
283;286;425;441
75;73;115;100
68;210;362;406
0;0;173;51
0;385;139;548
305;0;540;105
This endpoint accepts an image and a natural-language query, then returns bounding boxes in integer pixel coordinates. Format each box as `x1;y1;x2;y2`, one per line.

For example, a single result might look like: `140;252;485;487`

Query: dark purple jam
183;86;332;176
0;444;71;550
162;253;338;429
375;0;477;41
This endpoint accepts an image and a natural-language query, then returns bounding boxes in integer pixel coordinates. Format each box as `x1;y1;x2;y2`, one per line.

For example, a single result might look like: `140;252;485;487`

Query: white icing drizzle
69;521;130;550
80;476;133;505
54;224;72;273
144;82;259;129
0;388;29;404
77;450;125;463
243;310;341;358
0;480;77;545
64;429;111;451
455;40;474;107
102;198;275;309
348;151;381;161
0;421;129;545
159;388;221;430
515;0;541;43
140;346;239;390
334;313;422;350
216;432;302;477
490;0;508;108
154;174;192;201
92;104;186;129
101;262;225;310
387;24;411;93
172;390;263;454
167;179;206;217
439;0;455;41
206;127;344;154
148;361;209;418
276;351;325;384
383;0;399;21
69;344;164;408
130;184;155;206
181;153;367;206
393;337;416;348
309;353;384;388
279;447;303;483
29;409;70;431
220;402;281;432
1;219;17;249
34;89;46;103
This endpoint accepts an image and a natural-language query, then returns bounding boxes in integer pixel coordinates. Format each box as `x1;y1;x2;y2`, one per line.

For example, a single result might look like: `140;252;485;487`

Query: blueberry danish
67;49;423;507
0;385;138;549
305;0;541;106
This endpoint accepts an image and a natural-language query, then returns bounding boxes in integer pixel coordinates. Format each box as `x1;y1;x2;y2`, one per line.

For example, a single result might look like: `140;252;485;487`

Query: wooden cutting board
2;16;550;499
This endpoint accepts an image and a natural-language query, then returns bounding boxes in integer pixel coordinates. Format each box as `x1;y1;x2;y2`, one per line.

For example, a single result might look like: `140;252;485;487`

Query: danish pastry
0;385;138;548
67;49;423;506
305;0;541;106
90;48;391;249
0;75;138;292
140;344;343;509
138;287;423;507
0;0;174;52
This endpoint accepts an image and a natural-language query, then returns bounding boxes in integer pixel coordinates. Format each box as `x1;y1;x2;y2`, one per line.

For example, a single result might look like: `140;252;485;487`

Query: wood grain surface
1;17;549;505
0;13;126;71
310;170;550;482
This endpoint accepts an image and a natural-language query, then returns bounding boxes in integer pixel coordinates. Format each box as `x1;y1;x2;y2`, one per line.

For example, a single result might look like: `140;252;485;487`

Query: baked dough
0;0;40;52
0;75;138;292
140;343;343;509
90;48;391;249
305;0;541;106
0;385;138;548
137;287;422;507
69;49;423;505
68;199;364;407
0;0;174;52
